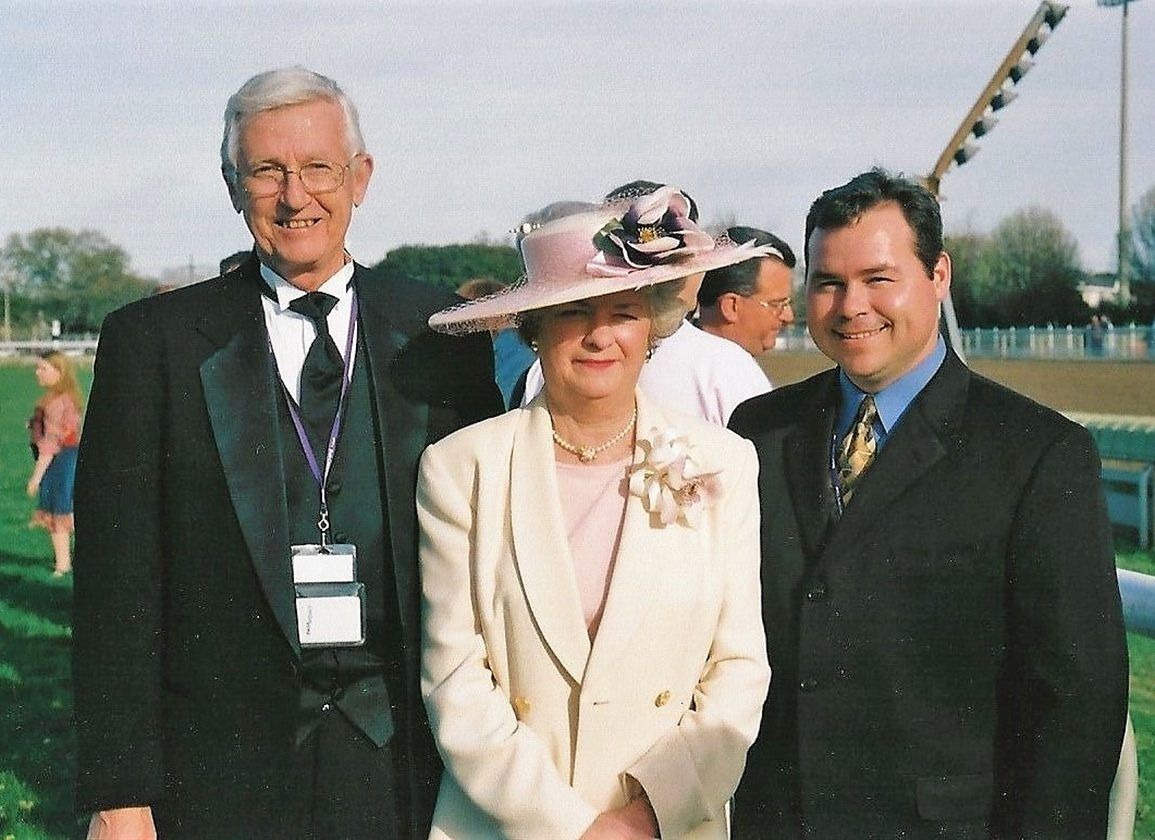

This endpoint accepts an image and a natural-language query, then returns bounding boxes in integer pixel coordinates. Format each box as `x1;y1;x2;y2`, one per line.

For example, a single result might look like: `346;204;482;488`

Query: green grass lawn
0;360;1152;838
1;360;90;839
1120;539;1155;837
1118;538;1155;839
1131;632;1155;837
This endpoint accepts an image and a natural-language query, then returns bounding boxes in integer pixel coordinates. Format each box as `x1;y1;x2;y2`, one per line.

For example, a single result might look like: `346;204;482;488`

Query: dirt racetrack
761;352;1155;419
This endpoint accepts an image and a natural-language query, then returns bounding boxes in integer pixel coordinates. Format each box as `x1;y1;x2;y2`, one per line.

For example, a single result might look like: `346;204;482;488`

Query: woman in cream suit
420;188;773;839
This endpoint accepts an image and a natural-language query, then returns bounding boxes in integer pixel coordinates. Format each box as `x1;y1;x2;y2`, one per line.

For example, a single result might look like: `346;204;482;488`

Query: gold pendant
578;447;596;462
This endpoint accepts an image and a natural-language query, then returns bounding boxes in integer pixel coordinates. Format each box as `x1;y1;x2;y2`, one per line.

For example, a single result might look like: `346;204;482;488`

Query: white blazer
417;392;770;839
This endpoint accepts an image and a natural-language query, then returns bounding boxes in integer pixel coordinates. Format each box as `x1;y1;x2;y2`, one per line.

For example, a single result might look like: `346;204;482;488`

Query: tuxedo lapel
783;372;839;558
509;399;592;684
197;265;298;654
354;266;428;647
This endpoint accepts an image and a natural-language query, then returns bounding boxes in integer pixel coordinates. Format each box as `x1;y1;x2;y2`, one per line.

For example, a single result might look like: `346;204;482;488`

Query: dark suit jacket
729;350;1128;839
72;257;501;835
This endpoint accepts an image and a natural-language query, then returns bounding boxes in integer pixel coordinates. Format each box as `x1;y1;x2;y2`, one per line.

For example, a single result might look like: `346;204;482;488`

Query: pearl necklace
552;407;637;463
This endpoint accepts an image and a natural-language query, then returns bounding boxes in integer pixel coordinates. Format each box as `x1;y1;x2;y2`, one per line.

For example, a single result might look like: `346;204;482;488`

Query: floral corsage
587;186;715;276
629;427;723;528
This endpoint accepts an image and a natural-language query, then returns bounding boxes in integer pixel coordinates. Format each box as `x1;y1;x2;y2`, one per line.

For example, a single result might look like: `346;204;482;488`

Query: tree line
3;186;1155;337
0;229;154;336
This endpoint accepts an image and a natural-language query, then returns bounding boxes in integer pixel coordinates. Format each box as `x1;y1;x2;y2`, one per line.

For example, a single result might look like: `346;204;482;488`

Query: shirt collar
836;336;947;437
259;260;355;312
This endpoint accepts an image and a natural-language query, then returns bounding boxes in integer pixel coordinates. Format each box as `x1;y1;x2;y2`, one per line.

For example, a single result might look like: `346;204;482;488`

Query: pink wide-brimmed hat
428;186;778;334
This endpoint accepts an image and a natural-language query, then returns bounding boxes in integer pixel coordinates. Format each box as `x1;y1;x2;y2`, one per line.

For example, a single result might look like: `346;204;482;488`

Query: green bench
1066;412;1155;549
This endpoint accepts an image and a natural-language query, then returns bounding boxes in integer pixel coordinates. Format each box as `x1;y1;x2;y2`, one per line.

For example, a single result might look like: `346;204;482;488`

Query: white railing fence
777;323;1155;361
0;339;98;357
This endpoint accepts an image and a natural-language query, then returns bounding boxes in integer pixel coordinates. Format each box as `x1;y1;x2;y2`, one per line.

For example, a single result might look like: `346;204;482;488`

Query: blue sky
1;0;1151;279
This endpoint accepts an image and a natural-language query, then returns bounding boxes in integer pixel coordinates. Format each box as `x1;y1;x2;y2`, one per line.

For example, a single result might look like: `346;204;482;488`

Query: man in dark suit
72;67;501;839
730;169;1128;838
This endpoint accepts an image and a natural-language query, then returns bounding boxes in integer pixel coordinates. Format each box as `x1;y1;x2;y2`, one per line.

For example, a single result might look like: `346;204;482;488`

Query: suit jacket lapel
197;263;298;654
509;397;592;684
823;351;969;559
783;371;839;558
352;264;429;648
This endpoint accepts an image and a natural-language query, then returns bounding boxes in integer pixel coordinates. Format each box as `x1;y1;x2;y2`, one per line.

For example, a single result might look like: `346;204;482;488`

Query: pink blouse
34;393;81;457
555;456;630;640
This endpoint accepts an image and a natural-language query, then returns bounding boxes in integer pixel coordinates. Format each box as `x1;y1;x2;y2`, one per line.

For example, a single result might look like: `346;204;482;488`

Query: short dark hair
604;180;699;222
804;167;943;277
697;226;796;308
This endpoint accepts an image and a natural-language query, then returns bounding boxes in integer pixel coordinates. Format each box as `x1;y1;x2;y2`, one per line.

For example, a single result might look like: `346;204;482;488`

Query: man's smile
834;325;889;340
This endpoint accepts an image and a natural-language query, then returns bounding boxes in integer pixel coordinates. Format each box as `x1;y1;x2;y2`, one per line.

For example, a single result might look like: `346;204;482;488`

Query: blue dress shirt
834;337;948;450
493;328;537;410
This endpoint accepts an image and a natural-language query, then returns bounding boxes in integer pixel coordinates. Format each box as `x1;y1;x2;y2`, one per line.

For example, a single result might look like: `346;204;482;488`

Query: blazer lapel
197;265;298;654
585;394;685;680
823;352;968;559
783;372;839;558
509;398;592;684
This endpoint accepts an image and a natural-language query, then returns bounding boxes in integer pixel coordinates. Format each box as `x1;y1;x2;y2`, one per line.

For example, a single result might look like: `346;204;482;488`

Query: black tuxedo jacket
72;258;501;834
730;350;1128;839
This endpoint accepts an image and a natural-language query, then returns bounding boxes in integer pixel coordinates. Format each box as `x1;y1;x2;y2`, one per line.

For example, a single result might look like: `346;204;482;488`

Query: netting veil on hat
428;186;779;335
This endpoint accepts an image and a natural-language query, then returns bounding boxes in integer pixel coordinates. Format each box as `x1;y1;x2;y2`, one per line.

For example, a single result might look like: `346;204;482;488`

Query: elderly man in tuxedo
73;67;500;839
730;168;1128;838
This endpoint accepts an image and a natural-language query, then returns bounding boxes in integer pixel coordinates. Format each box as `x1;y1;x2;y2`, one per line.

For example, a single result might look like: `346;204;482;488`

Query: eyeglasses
239;158;357;198
745;295;794;315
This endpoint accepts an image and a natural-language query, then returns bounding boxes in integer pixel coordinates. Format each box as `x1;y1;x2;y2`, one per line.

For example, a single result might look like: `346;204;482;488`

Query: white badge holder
291;544;365;648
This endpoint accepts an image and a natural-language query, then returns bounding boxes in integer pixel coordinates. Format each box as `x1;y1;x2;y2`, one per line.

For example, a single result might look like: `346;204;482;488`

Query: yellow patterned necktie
837;395;878;507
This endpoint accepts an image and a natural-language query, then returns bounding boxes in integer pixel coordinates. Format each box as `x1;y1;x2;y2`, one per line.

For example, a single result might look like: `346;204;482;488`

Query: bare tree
1130;185;1155;288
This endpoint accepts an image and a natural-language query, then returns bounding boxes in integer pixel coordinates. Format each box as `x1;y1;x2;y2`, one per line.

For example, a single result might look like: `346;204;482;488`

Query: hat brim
429;238;773;334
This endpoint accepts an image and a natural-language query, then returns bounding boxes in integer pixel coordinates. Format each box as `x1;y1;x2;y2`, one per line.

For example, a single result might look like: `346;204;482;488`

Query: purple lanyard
275;293;360;546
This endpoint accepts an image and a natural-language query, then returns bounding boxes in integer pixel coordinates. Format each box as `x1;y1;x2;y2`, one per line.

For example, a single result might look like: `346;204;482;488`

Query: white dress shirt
258;261;357;403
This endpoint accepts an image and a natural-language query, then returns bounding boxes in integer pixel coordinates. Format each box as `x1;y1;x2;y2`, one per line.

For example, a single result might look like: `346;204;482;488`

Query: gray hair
646;279;690;338
220;67;366;184
514;200;598;247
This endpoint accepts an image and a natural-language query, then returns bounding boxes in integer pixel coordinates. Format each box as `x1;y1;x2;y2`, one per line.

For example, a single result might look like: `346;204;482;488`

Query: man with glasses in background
697;225;798;361
73;67;500;839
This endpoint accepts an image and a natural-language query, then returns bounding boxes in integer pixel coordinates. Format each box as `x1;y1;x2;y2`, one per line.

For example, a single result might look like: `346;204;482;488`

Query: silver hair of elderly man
220;66;367;184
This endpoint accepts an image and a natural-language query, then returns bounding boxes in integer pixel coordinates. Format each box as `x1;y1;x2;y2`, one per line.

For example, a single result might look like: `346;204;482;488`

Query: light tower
1098;0;1143;305
926;1;1069;362
925;1;1069;195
